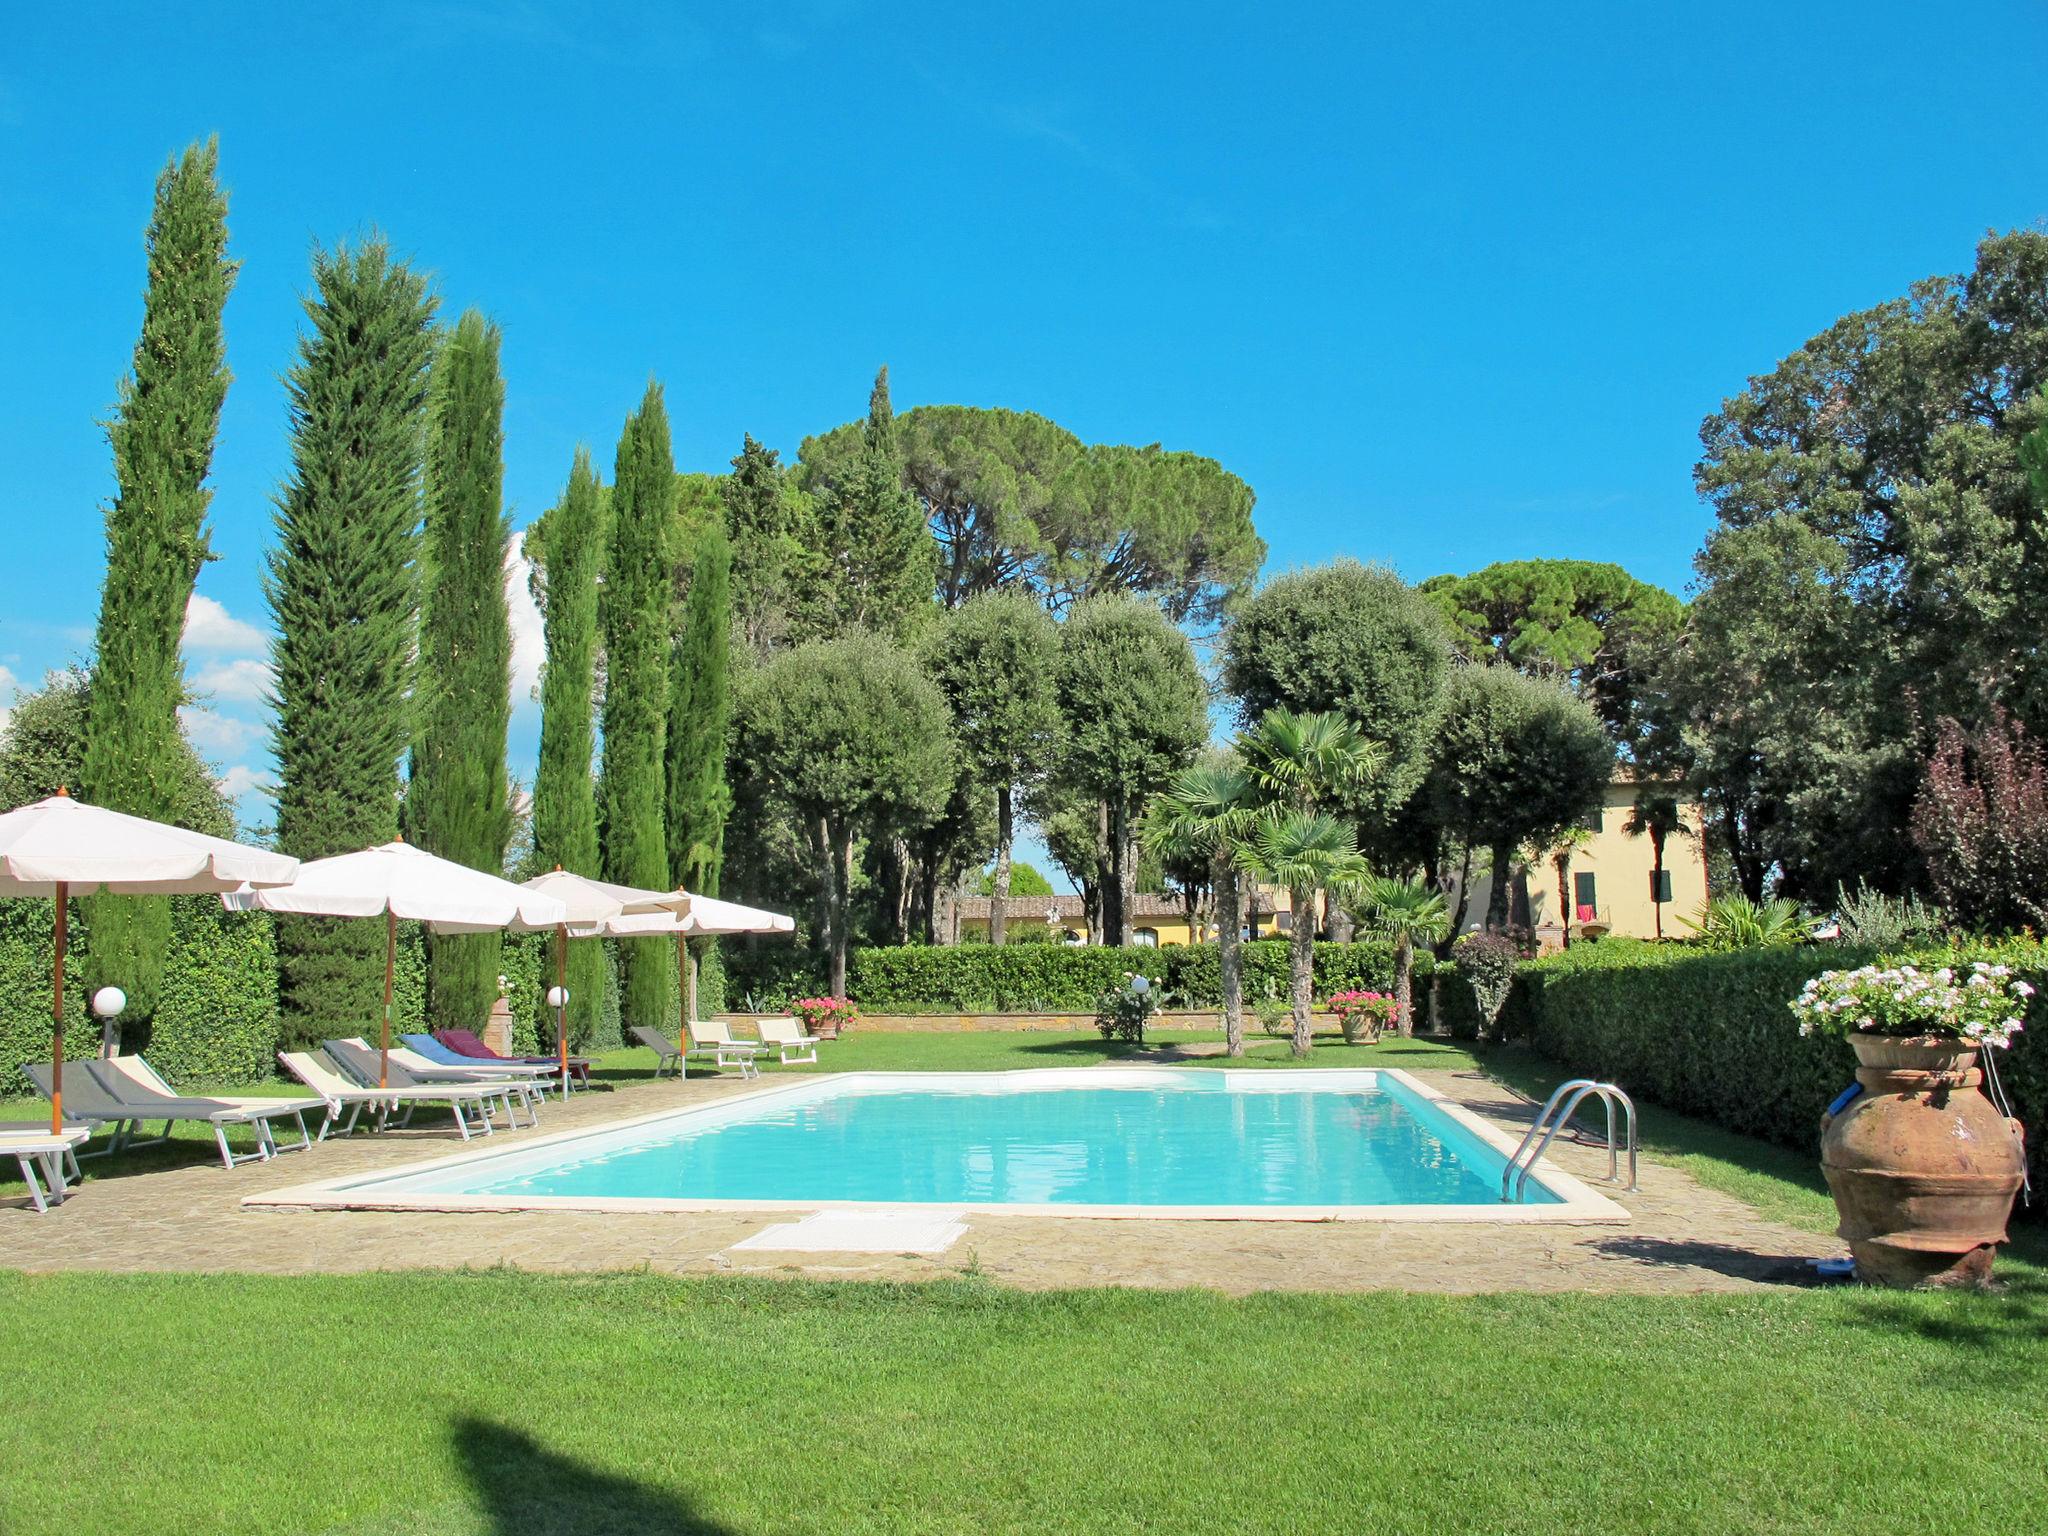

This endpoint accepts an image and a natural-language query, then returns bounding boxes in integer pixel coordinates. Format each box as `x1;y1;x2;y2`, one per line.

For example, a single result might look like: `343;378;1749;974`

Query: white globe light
546;985;569;1009
1130;974;1151;994
91;986;126;1018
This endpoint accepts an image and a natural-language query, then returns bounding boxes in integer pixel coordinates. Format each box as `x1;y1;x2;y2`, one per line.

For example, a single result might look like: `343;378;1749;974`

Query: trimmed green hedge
1512;937;2047;1201
725;938;1462;1015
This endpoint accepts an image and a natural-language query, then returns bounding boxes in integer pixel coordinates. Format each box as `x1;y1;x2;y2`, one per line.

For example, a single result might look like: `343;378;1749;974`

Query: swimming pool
254;1068;1626;1222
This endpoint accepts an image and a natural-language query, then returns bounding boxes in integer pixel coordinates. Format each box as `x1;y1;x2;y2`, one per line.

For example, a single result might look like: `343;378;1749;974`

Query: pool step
729;1208;970;1254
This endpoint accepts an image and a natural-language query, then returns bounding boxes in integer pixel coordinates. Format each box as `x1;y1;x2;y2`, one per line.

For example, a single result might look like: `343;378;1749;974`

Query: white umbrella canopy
0;791;299;896
575;888;795;1029
0;790;302;1133
228;841;570;1085
518;869;680;1081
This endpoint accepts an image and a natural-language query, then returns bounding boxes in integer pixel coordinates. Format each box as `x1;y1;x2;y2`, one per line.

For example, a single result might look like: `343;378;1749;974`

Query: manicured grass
1;1267;2044;1534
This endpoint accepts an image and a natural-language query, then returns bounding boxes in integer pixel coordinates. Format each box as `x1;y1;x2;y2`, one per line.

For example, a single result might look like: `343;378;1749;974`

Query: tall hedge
720;939;1432;1014
1510;937;2046;1201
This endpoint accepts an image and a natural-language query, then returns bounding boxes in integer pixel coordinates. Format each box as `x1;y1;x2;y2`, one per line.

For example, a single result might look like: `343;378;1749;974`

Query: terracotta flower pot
1820;1035;2027;1289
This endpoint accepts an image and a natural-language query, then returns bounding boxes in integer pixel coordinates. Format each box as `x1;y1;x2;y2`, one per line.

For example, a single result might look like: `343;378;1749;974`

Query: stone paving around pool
0;1067;1842;1293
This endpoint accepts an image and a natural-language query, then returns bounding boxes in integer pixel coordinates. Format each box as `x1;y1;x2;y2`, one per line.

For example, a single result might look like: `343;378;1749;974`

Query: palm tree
1623;790;1692;940
1238;708;1385;814
1527;825;1593;947
1143;759;1259;1056
1358;875;1450;1038
1240;810;1370;1057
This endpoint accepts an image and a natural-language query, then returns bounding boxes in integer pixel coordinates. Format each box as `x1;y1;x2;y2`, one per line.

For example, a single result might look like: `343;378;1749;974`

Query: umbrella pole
380;908;395;1090
50;881;67;1136
555;923;569;1094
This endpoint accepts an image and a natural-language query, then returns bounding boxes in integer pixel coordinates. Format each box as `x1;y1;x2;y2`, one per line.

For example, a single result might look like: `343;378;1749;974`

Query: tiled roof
956;893;1191;920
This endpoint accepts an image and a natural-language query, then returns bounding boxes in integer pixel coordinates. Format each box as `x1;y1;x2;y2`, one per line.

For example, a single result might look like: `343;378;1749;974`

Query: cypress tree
666;522;732;895
267;241;437;1045
599;384;675;1032
80;139;236;1023
803;367;935;640
532;450;608;1045
666;524;732;1022
409;310;512;1032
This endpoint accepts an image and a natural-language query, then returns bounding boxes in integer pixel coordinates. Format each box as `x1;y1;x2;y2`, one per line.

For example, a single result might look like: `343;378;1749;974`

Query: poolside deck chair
326;1040;537;1128
751;1015;819;1066
100;1056;319;1157
686;1018;764;1080
0;1121;94;1212
629;1026;685;1078
436;1027;592;1087
20;1061;313;1169
400;1033;565;1098
279;1051;508;1142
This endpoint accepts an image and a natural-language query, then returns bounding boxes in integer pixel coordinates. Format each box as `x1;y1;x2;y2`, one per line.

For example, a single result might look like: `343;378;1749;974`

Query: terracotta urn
483;996;516;1058
1820;1035;2027;1289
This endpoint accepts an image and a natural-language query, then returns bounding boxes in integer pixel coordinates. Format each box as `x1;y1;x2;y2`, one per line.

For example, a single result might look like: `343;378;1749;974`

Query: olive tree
922;592;1062;942
1222;560;1451;849
737;633;955;994
1054;596;1207;945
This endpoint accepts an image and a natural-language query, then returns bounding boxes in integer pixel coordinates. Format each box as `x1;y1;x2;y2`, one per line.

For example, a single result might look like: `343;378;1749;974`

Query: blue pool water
351;1071;1559;1209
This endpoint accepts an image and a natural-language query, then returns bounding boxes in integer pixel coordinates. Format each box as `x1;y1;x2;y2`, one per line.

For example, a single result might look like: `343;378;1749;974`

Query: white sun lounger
280;1051;515;1142
0;1121;94;1212
686;1018;765;1079
20;1061;312;1169
100;1055;320;1157
328;1040;539;1127
751;1016;819;1065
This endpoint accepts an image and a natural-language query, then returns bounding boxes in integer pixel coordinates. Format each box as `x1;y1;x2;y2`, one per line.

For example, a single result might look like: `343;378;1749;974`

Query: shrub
1682;894;1807;950
1511;937;2048;1205
1833;881;1946;949
1252;996;1292;1038
1094;978;1160;1044
1912;708;2048;933
141;903;280;1084
1453;932;1518;1035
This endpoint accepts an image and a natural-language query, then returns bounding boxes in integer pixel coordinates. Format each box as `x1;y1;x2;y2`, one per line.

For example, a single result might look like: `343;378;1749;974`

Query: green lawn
5;1030;2046;1533
0;1268;2043;1534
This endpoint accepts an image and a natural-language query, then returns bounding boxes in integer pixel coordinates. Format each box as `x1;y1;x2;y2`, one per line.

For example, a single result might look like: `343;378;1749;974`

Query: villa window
1133;928;1159;948
1574;870;1598;922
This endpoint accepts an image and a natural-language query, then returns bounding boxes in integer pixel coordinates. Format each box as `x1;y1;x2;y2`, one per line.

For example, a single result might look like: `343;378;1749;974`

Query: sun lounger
20;1061;313;1169
686;1018;765;1079
435;1027;592;1087
99;1056;320;1157
751;1015;820;1065
400;1033;569;1095
629;1026;685;1077
279;1050;511;1141
0;1120;94;1212
325;1040;538;1128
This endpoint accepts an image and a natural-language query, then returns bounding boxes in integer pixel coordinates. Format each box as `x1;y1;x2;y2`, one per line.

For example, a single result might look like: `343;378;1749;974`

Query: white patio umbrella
227;840;568;1087
519;869;681;1084
587;888;795;1024
0;790;301;1133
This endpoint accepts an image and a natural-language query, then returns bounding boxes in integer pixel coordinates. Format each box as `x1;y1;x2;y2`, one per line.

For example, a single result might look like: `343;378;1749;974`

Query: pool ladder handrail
1502;1079;1638;1202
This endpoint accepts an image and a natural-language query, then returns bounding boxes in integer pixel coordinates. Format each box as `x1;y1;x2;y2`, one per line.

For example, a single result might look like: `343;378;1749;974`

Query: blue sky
3;2;2046;884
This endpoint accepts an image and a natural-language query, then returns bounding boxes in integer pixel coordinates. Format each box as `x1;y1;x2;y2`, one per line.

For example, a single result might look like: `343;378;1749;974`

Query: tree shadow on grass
452;1417;739;1535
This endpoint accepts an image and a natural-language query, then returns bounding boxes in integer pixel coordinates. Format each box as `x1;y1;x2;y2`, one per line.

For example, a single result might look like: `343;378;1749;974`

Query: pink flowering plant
1329;989;1399;1045
791;996;860;1036
1790;961;2032;1049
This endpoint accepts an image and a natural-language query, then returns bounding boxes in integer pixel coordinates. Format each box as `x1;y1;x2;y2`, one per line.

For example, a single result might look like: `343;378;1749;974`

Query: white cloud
214;764;277;801
183;593;268;653
0;662;17;735
506;531;545;704
188;657;273;704
179;704;264;757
